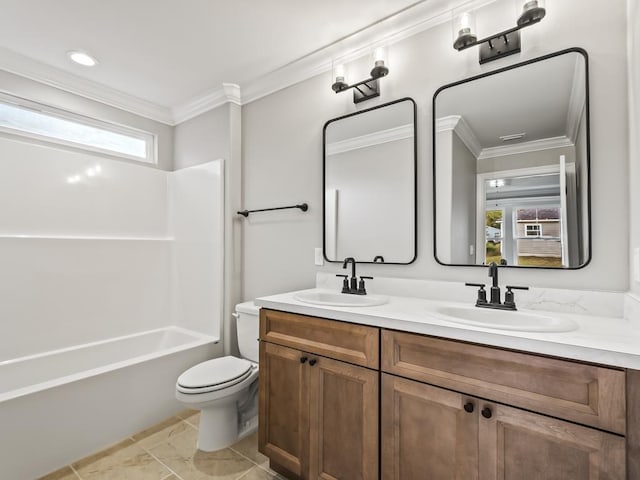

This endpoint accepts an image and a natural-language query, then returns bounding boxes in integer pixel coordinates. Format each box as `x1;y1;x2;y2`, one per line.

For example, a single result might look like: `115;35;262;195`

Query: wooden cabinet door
259;342;309;479
381;374;478;480
308;355;379;480
478;401;626;480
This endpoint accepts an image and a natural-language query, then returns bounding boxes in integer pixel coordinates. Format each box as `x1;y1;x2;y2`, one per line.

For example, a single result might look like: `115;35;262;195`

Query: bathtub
0;326;219;479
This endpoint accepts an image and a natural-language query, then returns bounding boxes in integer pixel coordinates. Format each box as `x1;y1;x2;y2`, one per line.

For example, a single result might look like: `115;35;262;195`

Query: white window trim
0;92;157;164
525;224;542;237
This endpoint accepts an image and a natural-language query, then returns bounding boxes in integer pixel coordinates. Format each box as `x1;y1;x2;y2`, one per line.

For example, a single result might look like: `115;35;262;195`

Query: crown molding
0;0;498;124
0;47;174;125
477;136;574;160
436;115;482;158
171;83;242;124
326;124;413;156
240;0;497;105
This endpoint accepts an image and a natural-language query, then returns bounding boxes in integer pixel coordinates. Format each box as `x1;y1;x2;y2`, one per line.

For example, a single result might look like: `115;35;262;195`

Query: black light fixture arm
455;23;529;52
237;203;308;218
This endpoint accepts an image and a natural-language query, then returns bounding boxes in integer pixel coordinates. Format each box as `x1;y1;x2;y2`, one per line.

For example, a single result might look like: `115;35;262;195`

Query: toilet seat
177;356;254;394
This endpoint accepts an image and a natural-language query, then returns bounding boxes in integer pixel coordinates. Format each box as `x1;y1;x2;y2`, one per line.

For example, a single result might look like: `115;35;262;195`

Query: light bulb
453;11;477;50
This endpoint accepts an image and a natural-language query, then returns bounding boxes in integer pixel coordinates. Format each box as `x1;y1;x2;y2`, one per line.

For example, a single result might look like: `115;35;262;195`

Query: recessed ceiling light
67;50;98;67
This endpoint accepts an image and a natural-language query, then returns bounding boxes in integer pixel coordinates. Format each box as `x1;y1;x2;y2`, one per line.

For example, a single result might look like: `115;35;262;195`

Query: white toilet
176;301;260;452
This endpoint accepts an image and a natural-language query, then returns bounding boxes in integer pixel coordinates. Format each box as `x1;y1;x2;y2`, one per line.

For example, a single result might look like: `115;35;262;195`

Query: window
525;224;542;237
0;93;156;164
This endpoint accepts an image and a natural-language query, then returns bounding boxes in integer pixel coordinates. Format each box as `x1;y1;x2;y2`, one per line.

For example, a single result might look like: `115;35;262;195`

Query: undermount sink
436;305;578;333
294;290;388;307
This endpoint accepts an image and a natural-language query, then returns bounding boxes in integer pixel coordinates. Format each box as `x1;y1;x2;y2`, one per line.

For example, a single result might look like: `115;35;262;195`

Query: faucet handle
357;276;373;295
504;285;528;309
336;274;349;294
465;283;487;305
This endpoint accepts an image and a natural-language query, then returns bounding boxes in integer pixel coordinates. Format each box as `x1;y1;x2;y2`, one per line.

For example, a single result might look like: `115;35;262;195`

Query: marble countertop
255;288;640;370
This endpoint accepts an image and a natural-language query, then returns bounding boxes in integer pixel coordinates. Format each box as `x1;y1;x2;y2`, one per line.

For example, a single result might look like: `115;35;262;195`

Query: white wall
325;138;414;262
628;0;640;295
242;0;630;298
450;133;477;264
174;105;230;170
0;137;172;360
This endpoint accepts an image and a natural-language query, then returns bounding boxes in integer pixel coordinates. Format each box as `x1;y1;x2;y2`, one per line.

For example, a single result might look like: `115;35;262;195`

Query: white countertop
255;288;640;370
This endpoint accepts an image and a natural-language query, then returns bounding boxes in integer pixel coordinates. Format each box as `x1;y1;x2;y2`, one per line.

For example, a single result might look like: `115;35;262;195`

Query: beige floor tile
133;415;194;449
38;465;80;480
229;432;269;468
149;428;254;480
180;411;201;428
237;466;280;480
73;438;171;480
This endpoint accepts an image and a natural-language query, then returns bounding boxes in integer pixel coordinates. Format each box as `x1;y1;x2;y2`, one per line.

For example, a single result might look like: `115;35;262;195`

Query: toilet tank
235;301;260;363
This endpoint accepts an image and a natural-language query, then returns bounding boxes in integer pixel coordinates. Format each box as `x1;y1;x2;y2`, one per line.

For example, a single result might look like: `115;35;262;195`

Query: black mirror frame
432;47;592;270
322;97;418;265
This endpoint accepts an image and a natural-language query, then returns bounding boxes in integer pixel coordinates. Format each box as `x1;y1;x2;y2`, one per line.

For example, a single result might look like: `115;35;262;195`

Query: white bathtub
0;326;219;479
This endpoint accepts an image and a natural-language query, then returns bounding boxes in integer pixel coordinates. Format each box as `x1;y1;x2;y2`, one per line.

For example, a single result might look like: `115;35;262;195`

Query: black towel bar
237;203;308;217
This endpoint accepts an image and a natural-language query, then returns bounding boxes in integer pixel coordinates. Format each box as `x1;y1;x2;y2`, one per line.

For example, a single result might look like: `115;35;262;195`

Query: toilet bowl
176;301;260;452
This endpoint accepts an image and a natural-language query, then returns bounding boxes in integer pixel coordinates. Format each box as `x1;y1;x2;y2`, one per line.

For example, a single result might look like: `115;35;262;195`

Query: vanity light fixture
453;0;546;64
331;47;390;104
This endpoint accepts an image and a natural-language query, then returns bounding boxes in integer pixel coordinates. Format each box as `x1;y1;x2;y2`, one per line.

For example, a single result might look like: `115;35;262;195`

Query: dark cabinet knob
309;359;317;366
481;407;493;419
300;356;308;364
463;402;474;413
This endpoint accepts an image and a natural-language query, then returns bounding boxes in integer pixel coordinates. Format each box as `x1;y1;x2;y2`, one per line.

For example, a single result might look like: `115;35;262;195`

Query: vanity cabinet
258;307;637;480
259;309;379;480
382;374;625;479
381;330;627;480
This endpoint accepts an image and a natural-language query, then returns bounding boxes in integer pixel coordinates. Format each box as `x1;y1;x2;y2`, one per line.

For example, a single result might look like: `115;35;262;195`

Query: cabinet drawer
381;330;626;434
260;309;379;369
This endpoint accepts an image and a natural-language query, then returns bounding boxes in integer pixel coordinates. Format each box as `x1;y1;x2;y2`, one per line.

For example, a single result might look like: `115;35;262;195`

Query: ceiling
0;0;478;124
436;51;586;154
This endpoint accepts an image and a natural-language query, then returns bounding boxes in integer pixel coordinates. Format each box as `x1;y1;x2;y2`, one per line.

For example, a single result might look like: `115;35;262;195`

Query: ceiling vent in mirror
331;47;389;104
499;133;526;142
452;0;546;64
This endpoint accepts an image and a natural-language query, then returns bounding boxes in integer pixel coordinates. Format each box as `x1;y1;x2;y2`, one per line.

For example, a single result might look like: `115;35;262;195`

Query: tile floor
39;410;287;480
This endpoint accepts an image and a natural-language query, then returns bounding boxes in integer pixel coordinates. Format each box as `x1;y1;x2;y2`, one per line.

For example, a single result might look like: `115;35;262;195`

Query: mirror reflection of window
433;49;590;269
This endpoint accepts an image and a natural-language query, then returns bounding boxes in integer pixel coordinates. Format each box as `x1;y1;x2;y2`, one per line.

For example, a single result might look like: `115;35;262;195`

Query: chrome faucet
336;257;373;295
466;262;529;310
